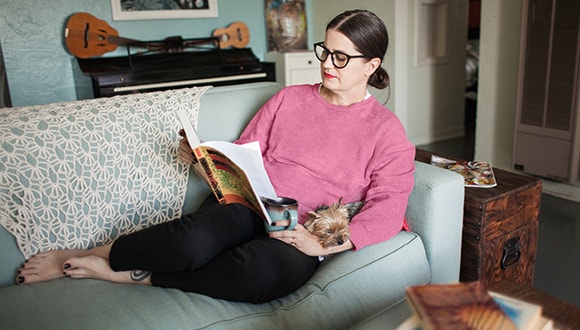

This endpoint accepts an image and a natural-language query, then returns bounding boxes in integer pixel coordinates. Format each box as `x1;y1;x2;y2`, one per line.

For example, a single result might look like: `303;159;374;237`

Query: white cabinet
264;51;320;86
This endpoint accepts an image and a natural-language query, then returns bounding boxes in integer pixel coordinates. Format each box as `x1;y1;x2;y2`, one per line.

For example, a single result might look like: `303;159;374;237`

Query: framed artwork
111;0;218;21
265;0;307;52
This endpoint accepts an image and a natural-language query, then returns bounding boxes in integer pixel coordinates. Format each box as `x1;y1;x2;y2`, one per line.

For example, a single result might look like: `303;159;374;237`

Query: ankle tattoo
130;270;151;282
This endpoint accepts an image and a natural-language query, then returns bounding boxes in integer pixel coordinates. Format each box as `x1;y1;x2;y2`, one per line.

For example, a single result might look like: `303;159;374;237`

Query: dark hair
326;9;390;89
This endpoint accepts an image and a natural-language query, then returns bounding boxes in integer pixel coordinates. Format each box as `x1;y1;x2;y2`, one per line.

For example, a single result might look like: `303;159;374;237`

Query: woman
17;9;415;303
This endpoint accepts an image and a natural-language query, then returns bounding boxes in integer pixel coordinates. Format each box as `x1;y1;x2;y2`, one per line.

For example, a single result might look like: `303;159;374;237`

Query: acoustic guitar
64;12;250;59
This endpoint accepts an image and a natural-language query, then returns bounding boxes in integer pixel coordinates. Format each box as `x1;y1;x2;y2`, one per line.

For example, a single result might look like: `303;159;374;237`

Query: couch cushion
0;226;21;287
0;231;428;330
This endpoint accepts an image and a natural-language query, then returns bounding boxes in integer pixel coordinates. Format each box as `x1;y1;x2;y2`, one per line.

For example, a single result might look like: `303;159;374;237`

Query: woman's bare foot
64;255;152;286
17;249;89;284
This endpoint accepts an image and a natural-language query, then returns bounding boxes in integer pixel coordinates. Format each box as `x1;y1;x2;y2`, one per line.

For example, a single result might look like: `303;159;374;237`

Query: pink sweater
236;84;415;250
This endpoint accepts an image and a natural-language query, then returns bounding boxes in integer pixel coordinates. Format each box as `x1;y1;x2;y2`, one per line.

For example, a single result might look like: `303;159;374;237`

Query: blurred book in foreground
398;281;554;329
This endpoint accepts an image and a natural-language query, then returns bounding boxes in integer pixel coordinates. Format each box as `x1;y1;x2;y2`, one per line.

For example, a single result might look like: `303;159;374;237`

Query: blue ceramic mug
261;197;298;232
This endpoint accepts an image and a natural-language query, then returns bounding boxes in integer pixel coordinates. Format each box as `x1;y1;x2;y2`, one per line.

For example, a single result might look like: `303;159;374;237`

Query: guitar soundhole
83;23;90;48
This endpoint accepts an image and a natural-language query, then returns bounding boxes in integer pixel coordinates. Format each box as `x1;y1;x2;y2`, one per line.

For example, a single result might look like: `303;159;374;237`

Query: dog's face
304;200;363;248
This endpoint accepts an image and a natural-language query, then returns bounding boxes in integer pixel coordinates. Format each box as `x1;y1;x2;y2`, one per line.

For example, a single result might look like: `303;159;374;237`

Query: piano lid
76;48;261;76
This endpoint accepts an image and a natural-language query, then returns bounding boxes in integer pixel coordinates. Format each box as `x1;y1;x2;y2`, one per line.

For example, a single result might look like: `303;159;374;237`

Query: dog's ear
345;201;364;219
307;211;320;218
314;205;330;213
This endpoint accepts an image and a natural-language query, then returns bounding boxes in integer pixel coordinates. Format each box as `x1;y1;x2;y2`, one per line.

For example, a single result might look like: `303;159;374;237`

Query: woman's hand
178;129;196;164
268;222;353;257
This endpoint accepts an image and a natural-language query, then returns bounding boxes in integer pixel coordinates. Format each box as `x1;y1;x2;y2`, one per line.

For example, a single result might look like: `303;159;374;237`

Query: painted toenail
17;276;24;283
64;263;71;269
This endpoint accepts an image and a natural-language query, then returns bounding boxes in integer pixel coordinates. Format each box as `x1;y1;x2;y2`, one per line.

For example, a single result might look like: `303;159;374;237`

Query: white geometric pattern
0;86;210;258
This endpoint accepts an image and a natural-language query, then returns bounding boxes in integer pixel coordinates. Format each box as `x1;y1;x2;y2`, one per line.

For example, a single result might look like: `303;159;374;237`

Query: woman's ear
365;57;382;76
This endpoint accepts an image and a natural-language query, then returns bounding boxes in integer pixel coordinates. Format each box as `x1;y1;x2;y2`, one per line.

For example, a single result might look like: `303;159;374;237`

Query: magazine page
431;155;497;188
176;110;201;147
176;110;277;223
201;141;277;201
194;145;275;223
199;141;277;223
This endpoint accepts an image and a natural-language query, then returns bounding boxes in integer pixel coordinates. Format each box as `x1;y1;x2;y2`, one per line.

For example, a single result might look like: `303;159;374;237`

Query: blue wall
0;0;312;106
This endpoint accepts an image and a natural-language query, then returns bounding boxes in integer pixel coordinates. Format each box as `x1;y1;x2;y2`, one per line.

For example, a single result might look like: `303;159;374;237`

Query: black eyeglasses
313;42;370;69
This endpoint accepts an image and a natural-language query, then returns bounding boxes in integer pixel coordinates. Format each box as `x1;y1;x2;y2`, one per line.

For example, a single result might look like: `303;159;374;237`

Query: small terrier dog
304;198;364;248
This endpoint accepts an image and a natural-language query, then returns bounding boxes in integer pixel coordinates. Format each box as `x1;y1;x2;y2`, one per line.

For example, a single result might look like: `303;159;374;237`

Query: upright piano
73;48;275;98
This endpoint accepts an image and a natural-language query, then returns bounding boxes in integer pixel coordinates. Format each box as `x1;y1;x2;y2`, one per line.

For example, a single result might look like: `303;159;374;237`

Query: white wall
475;0;523;170
397;0;467;146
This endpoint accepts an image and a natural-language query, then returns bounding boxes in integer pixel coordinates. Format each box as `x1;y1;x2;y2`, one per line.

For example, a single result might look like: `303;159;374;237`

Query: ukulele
212;22;250;49
64;12;250;59
65;12;142;58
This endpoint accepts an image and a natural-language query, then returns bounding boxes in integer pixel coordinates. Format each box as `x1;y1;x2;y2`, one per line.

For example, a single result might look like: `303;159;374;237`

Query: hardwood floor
534;194;580;306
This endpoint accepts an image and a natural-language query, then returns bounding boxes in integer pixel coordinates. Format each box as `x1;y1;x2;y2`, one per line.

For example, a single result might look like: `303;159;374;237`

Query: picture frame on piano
111;0;218;21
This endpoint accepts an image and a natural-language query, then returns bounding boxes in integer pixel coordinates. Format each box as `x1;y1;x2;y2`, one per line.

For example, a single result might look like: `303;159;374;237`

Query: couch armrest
406;161;464;284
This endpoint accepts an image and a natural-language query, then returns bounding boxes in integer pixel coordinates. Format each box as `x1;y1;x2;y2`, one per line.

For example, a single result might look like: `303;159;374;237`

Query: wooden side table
415;149;542;288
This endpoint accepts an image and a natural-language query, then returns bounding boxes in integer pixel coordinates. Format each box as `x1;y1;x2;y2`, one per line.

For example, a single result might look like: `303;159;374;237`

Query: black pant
109;196;320;303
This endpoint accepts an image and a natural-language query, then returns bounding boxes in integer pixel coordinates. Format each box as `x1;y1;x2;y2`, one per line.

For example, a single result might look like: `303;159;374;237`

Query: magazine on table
176;110;277;223
431;155;497;188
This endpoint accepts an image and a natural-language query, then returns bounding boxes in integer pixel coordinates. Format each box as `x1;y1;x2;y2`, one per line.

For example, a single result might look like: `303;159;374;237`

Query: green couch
0;82;464;329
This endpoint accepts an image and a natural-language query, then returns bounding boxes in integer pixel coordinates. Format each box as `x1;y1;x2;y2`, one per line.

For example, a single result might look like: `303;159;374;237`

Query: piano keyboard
113;72;268;93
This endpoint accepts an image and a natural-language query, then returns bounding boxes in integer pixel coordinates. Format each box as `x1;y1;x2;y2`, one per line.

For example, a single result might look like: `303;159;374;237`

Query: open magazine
176;110;278;223
431;155;497;188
